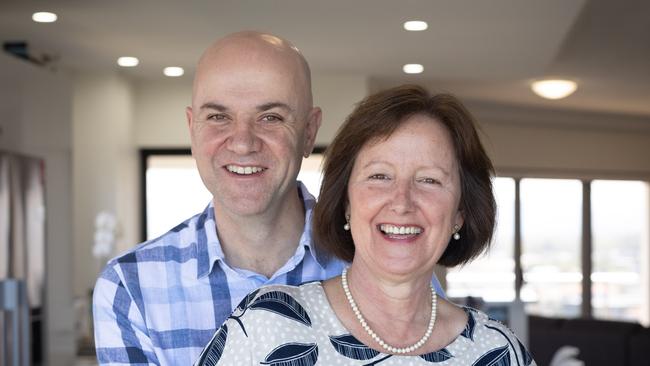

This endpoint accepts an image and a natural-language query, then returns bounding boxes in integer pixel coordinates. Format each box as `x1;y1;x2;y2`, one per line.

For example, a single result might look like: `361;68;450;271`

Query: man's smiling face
186;35;320;217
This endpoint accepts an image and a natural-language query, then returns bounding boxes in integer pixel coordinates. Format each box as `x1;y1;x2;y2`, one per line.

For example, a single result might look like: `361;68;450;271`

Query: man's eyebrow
257;102;294;113
199;102;228;111
199;102;294;113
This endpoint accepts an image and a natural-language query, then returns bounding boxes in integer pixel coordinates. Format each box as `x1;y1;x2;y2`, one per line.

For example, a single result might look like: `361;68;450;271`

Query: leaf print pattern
261;342;318;366
250;290;312;327
461;308;477;341
363;354;393;365
518;339;533;366
232;289;260;316
195;324;227;366
329;334;380;360
420;348;454;363
473;345;511;366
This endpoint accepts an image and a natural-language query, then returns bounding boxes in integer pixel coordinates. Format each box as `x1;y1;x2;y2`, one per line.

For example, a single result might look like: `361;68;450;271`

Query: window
145;154;210;239
591;180;649;324
297;153;325;199
446;177;516;302
520;178;583;318
445;176;649;324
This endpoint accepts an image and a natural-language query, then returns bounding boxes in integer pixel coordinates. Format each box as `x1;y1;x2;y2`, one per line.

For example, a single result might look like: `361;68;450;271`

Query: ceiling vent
3;41;58;69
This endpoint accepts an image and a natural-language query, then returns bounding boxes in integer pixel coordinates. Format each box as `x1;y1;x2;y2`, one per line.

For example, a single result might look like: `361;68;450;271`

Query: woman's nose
390;181;415;213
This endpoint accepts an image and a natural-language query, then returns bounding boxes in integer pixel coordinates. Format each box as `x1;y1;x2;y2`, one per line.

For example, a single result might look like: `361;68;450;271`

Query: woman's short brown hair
312;85;496;267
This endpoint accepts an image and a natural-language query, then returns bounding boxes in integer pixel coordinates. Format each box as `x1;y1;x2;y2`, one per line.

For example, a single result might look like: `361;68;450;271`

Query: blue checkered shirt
92;183;348;365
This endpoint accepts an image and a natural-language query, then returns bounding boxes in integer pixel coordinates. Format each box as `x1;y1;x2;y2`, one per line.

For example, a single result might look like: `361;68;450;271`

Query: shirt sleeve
93;264;159;365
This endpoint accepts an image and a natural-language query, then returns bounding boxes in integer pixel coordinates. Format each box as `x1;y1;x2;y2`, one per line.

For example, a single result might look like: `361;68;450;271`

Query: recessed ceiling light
163;67;184;77
531;79;577;100
404;20;428;31
32;12;57;23
117;57;139;67
403;64;424;74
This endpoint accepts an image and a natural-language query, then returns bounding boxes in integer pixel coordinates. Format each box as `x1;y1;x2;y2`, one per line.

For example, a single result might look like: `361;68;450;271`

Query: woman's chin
371;259;431;281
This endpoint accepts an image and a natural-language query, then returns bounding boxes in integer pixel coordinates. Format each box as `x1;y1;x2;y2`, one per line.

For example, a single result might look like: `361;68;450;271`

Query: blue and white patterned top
92;183;348;365
196;283;536;366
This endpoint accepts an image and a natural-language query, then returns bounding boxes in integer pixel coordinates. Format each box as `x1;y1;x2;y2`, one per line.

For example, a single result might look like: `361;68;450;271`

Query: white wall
312;73;369;146
72;73;139;296
0;54;76;365
133;78;192;147
469;101;650;178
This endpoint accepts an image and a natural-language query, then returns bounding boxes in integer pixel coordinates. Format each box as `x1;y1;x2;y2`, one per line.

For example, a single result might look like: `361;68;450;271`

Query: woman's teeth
379;224;422;235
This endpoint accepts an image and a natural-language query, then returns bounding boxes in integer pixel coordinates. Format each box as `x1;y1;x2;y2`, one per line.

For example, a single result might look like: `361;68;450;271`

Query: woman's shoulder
462;307;513;331
460;306;516;339
456;307;535;365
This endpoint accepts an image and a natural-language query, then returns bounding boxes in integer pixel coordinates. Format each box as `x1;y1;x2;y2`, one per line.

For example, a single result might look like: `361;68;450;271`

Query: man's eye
261;114;283;122
206;114;228;121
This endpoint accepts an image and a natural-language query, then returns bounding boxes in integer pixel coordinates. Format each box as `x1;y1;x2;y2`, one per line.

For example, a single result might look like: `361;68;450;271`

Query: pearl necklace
341;268;437;354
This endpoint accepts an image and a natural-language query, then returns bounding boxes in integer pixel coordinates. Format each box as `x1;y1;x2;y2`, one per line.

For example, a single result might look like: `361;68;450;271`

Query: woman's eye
369;174;389;180
419;177;439;185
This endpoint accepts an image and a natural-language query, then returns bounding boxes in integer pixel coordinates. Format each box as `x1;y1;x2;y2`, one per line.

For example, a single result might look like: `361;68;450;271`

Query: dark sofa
529;315;650;366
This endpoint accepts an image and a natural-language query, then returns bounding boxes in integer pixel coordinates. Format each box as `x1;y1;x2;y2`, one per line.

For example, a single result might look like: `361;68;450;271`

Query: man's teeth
380;224;422;235
226;165;265;175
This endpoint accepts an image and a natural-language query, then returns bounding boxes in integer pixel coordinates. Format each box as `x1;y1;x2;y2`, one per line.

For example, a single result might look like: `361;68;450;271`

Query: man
93;31;442;365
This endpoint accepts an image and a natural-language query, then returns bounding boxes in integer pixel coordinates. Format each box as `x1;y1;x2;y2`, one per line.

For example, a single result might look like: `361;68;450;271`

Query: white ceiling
1;0;649;117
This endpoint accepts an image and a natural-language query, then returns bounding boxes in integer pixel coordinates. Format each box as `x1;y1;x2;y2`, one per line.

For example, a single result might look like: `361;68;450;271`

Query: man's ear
303;107;322;157
185;106;194;130
186;106;196;156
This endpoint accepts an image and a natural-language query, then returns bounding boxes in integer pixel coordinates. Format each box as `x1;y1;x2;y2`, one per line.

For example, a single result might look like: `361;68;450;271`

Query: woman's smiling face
346;114;464;281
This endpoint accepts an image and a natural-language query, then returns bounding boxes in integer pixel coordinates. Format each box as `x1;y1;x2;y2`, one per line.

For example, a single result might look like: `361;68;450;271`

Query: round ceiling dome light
32;12;58;23
117;57;139;67
531;79;577;100
163;67;184;77
403;20;428;31
403;64;424;74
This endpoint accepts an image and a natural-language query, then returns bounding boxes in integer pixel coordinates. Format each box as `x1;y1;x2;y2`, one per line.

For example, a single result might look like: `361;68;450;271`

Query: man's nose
227;120;261;155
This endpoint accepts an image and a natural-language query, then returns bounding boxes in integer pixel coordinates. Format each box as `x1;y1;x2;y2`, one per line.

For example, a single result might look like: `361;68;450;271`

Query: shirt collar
196;181;331;279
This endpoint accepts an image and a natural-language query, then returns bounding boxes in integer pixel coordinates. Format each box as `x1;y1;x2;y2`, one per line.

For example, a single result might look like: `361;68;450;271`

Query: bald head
193;31;314;109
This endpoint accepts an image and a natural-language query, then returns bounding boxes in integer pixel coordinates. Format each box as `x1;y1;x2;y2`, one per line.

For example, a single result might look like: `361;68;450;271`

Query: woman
196;85;535;365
